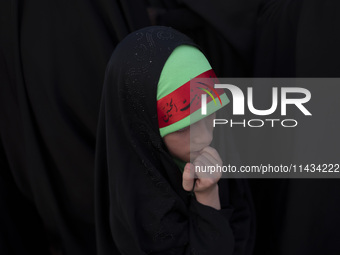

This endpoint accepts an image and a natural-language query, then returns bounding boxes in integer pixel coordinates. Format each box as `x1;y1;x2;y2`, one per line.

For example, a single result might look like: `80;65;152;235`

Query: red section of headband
157;69;224;128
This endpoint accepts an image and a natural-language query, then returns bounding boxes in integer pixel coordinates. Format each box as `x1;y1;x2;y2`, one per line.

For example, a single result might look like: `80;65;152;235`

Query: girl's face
163;113;216;162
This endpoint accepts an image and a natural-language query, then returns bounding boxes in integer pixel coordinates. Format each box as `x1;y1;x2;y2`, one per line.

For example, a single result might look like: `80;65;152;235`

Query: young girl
95;26;255;254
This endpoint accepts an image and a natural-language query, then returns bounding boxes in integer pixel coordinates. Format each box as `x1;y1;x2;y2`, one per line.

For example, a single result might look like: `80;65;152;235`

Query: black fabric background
1;0;340;254
0;0;149;253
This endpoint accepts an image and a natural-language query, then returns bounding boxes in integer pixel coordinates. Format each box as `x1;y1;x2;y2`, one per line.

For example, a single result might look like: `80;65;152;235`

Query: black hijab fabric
148;0;260;77
95;26;255;255
250;1;340;254
0;0;149;254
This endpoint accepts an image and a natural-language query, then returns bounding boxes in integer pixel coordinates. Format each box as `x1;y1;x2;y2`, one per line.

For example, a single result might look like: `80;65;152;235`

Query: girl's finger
200;146;222;165
194;153;222;180
182;163;195;191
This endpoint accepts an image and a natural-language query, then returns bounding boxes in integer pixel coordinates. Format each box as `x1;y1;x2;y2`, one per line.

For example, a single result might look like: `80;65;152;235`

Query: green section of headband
157;45;211;101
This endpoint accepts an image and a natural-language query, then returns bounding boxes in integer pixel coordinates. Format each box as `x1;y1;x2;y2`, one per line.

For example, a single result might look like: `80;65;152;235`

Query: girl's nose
190;118;213;146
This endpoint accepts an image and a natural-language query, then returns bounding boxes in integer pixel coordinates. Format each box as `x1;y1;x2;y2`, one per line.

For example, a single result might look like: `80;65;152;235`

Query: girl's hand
182;146;222;210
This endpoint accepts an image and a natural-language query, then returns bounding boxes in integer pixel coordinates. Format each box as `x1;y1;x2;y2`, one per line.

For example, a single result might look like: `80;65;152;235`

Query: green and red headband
157;45;229;137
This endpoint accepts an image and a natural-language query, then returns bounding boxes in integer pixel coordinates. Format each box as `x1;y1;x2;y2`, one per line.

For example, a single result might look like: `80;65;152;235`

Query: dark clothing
95;26;255;255
149;0;260;77
2;0;339;254
1;0;256;252
0;0;149;254
250;1;340;255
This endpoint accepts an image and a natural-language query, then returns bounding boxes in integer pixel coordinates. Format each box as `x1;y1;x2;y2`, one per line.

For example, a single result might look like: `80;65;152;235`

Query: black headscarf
250;1;340;255
0;0;151;253
147;0;260;77
95;26;255;254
